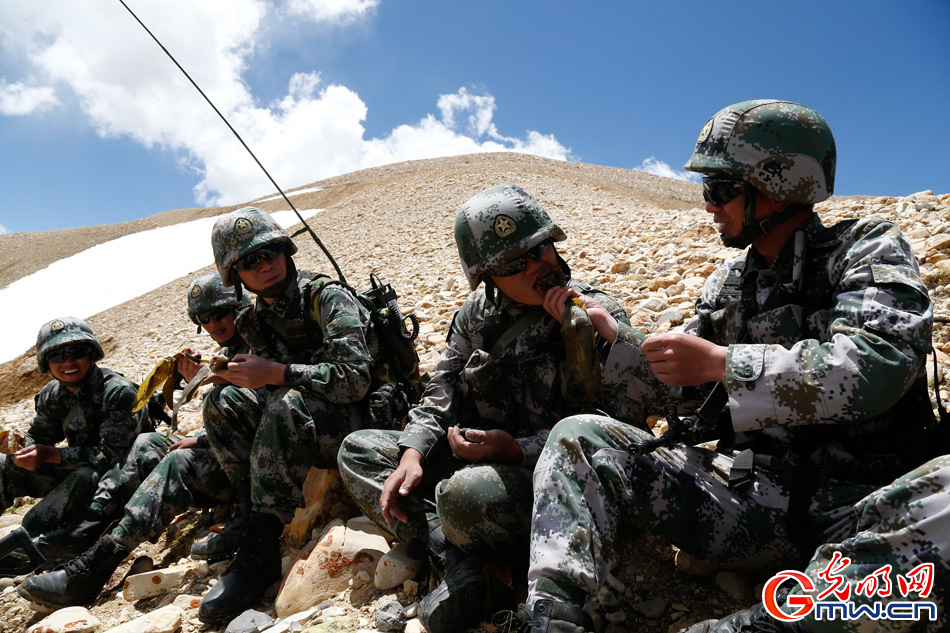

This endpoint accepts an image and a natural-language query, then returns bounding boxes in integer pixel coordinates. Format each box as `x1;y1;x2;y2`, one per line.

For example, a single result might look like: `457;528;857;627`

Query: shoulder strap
489;310;543;357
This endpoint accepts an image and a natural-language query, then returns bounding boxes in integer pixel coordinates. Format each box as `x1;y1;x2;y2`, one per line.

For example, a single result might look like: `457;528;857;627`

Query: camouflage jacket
399;281;640;466
235;270;375;404
603;214;934;481
29;365;150;473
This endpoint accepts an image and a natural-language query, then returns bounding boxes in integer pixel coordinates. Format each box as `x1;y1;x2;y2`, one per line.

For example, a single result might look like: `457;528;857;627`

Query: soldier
197;207;378;625
501;101;937;633
338;184;643;633
17;272;247;608
0;318;148;566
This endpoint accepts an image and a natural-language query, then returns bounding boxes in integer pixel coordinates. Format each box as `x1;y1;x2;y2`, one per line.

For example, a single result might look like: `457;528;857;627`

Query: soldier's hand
11;444;61;471
381;448;424;524
543;287;619;344
176;354;202;383
214;354;286;389
167;436;199;453
448;426;523;463
641;333;727;386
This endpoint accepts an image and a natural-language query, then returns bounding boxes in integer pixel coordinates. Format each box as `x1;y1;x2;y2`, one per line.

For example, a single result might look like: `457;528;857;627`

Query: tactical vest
705;218;935;485
235;271;326;365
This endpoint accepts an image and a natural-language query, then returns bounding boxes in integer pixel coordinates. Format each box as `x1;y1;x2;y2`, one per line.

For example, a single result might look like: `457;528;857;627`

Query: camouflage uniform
0;340;148;536
524;102;937;623
204;209;376;524
339;185;641;554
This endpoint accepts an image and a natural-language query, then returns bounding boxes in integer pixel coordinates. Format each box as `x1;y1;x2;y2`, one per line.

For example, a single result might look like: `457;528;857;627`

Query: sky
0;209;320;363
0;1;948;235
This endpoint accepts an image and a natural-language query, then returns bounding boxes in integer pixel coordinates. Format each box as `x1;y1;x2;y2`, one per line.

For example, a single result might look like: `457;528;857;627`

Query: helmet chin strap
720;185;806;249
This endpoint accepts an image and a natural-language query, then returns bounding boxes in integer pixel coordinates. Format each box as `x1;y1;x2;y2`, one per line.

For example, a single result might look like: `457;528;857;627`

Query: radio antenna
117;0;346;283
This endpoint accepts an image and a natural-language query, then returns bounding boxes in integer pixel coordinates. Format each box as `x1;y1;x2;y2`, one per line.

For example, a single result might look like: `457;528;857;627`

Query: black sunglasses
702;177;747;207
488;239;553;277
47;345;92;364
234;243;283;272
196;306;234;324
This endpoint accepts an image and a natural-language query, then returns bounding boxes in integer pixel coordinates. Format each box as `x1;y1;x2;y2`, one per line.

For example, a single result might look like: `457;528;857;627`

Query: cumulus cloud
635;157;701;183
0;80;59;116
0;0;570;207
283;0;379;23
0;222;8;234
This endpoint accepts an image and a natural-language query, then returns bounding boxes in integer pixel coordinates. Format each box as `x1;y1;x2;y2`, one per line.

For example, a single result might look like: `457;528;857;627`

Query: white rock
103;605;184;633
27;607;101;633
374;542;423;590
123;562;199;601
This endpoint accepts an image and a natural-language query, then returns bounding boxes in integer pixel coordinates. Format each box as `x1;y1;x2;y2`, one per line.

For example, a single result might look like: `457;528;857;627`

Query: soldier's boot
0;527;47;578
33;507;116;564
418;540;488;633
494;599;594;633
190;503;249;562
16;536;130;608
679;600;798;633
197;512;283;625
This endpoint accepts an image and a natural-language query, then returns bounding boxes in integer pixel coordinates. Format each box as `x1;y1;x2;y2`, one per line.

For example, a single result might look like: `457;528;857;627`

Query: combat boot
16;536;130;608
33;507;116;564
418;540;488;633
494;599;593;633
0;527;46;578
190;503;249;562
679;601;798;632
197;511;284;625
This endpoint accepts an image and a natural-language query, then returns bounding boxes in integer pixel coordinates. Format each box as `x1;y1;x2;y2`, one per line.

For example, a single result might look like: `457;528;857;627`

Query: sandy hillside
0;152;948;633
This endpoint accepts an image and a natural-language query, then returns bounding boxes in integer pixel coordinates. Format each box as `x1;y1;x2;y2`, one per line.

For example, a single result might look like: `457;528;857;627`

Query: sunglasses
47;345;92;364
702;177;747;207
234;243;283;272
196;306;234;324
488;239;553;277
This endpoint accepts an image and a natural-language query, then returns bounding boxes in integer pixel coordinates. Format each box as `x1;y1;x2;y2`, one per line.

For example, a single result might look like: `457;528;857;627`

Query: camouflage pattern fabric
454;183;567;290
527;214;933;608
0;366;148;534
684;99;836;204
338;282;641;552
87;432;172;518
777;454;950;633
35;317;104;373
204;271;374;523
211;207;298;286
109;436;231;549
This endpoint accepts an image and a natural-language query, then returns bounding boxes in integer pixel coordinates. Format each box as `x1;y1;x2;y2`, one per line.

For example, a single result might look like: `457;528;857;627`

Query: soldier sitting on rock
498;100;940;633
195;207;381;625
17;272;248;608
0;317;150;572
337;184;646;633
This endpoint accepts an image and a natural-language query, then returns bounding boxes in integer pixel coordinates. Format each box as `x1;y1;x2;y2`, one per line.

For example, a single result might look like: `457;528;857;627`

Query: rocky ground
0;152;948;633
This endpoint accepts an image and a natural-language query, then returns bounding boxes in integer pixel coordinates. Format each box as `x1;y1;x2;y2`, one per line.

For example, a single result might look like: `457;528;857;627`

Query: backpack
309;273;429;429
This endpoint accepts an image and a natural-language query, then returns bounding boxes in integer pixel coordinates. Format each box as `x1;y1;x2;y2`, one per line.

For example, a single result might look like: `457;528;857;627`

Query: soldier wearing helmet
196;207;379;625
18;273;245;609
0;318;149;559
338;184;643;633
504;102;936;633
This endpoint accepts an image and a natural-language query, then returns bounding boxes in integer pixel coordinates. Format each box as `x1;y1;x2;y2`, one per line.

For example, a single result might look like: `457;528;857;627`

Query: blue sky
0;0;947;234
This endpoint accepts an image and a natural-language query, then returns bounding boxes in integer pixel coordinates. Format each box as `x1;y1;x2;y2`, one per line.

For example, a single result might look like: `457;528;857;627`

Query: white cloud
0;1;569;208
635;157;701;183
283;0;379;23
0;80;59;116
0;222;8;234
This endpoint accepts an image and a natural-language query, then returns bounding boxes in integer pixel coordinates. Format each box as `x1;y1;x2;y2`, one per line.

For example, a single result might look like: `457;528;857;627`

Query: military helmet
454;184;567;290
187;272;251;325
685;99;836;204
211;207;298;286
35;317;104;373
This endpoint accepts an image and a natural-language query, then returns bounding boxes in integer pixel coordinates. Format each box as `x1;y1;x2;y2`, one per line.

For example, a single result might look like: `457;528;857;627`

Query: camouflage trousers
0;455;98;536
774;454;950;633
110;440;232;550
89;432;172;518
338;429;533;553
203;384;365;523
527;415;876;608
